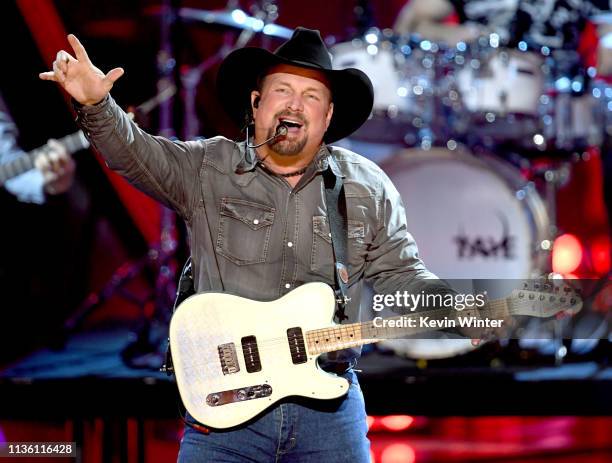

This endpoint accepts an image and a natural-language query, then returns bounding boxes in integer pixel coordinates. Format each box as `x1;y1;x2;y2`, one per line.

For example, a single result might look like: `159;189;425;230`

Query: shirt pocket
216;198;275;266
310;215;366;280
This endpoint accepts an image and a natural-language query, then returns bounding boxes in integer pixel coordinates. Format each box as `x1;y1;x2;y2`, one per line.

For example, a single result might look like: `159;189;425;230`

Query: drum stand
64;207;180;369
62;0;182;369
532;160;572;365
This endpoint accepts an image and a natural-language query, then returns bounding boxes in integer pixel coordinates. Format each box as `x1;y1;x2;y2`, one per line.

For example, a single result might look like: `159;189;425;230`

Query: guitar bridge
218;343;240;375
206;384;273;407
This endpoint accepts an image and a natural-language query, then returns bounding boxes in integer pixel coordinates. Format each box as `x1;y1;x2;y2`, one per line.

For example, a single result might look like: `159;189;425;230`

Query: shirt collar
233;140;258;174
234;141;345;178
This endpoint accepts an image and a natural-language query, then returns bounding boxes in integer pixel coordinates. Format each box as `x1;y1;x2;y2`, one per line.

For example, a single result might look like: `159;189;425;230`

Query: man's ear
250;91;261;118
325;102;334;130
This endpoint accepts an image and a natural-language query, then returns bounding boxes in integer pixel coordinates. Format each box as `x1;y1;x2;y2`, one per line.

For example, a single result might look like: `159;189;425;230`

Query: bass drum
376;147;550;359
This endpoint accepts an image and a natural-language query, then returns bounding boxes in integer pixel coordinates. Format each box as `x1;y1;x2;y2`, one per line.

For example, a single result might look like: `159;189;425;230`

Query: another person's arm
0;111;74;203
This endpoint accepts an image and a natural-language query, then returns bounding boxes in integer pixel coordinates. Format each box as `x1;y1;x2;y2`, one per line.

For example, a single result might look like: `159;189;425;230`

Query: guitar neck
0;131;89;186
306;297;512;355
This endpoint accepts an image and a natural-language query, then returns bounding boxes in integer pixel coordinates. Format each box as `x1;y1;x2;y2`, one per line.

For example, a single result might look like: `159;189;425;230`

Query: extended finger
39;71;57;81
67;34;91;64
103;67;125;85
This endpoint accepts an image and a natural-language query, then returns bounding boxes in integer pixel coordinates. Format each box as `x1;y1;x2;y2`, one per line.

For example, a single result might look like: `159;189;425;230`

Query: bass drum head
376;147;549;359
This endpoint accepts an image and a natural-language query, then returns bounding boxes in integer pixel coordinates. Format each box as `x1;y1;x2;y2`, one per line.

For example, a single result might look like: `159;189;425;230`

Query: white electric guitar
169;282;581;429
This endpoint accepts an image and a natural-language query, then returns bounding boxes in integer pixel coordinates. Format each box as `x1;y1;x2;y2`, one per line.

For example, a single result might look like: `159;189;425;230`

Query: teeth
280;119;302;127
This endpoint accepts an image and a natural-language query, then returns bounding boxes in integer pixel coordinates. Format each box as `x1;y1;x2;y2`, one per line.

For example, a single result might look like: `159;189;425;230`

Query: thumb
104;67;125;85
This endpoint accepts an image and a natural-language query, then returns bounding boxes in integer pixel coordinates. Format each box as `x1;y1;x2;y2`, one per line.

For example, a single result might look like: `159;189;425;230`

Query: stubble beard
266;128;308;156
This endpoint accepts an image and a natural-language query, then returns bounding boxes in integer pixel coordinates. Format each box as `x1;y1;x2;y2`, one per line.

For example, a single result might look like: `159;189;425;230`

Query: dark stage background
0;1;610;462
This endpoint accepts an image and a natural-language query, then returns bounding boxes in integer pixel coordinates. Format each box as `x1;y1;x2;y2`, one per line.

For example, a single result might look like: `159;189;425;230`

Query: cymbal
178;7;293;39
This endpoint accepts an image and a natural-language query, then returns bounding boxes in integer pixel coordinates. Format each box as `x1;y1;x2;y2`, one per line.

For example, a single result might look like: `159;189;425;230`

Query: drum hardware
177;1;292;140
330;27;610;364
331;29;458;148
146;2;292;40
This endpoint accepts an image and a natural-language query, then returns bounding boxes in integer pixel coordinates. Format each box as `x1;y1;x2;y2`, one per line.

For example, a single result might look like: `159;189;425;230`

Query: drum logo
453;213;516;259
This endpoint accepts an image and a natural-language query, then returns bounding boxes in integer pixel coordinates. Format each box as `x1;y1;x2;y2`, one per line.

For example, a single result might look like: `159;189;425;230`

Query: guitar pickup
218;343;240;375
287;327;307;364
241;336;262;373
206;384;273;407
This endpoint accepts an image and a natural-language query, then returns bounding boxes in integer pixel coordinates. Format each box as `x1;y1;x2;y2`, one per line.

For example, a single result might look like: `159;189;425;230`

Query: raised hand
39;34;124;105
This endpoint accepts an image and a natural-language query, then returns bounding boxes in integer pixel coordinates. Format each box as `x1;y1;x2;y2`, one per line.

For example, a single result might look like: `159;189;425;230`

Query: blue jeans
177;370;370;462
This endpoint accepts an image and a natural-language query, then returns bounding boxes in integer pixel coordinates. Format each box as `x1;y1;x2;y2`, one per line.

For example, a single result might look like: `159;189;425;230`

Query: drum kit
138;3;609;364
330;28;610;362
331;28;603;281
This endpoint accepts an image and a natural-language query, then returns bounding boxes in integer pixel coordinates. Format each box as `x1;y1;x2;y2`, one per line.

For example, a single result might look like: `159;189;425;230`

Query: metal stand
63;1;181;369
532;161;572;365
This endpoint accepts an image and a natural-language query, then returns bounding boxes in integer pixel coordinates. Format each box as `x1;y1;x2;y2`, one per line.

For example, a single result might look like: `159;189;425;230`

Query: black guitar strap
163;161;350;375
322;167;350;323
161;256;194;375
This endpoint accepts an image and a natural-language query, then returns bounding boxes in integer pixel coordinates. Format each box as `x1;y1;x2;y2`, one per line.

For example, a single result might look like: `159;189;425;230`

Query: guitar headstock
508;281;583;318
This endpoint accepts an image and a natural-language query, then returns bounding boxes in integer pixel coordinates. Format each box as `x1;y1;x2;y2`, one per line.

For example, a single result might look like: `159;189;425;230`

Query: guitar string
185;297;578;351
177;297;579;368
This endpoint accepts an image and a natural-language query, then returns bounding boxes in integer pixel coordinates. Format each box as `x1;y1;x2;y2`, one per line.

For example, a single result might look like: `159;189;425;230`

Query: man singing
41;27;460;462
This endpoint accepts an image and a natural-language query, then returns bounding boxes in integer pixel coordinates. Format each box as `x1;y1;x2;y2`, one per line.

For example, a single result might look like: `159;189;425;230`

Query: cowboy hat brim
216;47;373;144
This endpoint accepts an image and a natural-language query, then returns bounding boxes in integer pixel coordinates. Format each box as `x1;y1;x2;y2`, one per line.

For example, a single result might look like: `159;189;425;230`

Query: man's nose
286;95;304;112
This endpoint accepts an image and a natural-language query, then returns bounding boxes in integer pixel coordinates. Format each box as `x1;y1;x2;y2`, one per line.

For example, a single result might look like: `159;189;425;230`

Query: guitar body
169;279;581;429
169;282;348;429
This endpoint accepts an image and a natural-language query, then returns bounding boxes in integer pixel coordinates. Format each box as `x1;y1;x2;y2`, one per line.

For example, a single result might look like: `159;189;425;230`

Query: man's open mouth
278;118;304;131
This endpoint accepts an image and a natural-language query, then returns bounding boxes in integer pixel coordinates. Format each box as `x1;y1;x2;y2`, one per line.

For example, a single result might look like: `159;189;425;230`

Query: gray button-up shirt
75;95;450;363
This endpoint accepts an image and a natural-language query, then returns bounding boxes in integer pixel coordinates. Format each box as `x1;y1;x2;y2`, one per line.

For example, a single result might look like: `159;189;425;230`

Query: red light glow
367;416;376;430
381;443;416;463
552;234;583;274
380;415;415;432
591;235;611;275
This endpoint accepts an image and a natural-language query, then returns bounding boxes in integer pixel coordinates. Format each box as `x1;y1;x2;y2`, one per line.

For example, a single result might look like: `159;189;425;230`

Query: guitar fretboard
305;288;580;355
0;131;89;185
306;298;515;355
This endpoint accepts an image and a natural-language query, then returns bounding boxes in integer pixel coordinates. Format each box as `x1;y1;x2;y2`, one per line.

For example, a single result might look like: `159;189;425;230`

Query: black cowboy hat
216;27;373;144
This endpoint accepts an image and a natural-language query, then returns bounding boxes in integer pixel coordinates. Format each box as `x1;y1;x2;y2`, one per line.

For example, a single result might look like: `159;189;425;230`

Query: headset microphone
247;124;288;149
